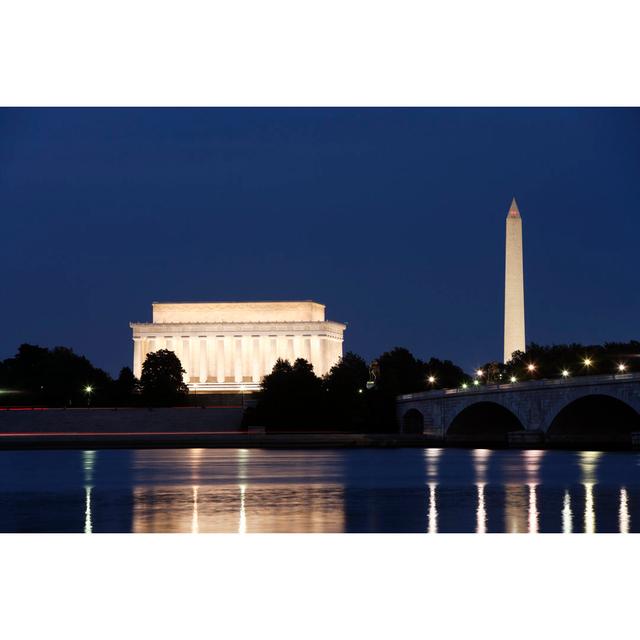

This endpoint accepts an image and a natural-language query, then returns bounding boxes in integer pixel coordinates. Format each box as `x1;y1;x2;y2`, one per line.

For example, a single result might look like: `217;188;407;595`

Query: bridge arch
546;393;640;443
402;408;424;434
447;401;525;443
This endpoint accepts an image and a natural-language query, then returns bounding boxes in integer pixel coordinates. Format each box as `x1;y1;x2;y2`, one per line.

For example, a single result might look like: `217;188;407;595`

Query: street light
510;376;517;383
461;383;468;390
427;375;436;385
583;358;593;368
84;385;93;407
561;369;570;378
618;363;627;373
527;363;536;373
473;380;480;386
476;369;484;378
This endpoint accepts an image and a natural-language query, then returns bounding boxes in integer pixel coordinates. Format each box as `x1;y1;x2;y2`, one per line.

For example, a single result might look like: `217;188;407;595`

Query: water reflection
562;491;573;533
427;483;438;533
130;450;346;533
580;452;601;533
619;487;630;534
473;450;491;534
191;486;199;534
424;449;441;533
1;447;639;533
503;450;542;533
82;450;96;534
528;484;538;534
239;484;247;534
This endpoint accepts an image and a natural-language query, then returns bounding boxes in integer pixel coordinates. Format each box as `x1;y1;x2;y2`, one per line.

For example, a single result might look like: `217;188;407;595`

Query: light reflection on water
619;487;630;534
83;450;95;534
473;449;491;534
562;491;573;533
1;447;640;533
580;451;602;534
424;448;441;533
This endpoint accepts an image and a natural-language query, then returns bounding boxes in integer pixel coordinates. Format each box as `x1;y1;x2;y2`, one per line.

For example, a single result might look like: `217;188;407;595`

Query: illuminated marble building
130;300;346;392
504;197;526;362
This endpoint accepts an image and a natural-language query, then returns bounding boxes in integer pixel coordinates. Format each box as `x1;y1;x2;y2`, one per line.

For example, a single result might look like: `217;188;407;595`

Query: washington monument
503;197;526;362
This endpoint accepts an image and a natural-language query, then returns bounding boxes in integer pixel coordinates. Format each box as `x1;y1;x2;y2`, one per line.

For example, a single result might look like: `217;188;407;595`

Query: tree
376;347;428;396
424;357;471;390
139;349;188;406
254;358;324;431
324;352;370;430
112;366;139;404
0;343;112;406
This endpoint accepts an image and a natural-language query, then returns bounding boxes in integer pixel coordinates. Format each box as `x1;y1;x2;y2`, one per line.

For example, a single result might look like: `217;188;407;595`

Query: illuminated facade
130;300;346;392
504;197;526;362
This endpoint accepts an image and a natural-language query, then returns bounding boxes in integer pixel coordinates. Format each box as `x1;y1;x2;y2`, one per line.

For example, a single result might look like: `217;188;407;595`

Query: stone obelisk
503;197;526;363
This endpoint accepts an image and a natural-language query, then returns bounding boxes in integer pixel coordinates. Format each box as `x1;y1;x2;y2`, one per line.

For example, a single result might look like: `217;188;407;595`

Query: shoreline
0;431;634;451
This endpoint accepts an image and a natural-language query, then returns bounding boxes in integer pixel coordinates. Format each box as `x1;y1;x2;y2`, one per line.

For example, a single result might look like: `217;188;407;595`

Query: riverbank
0;430;636;450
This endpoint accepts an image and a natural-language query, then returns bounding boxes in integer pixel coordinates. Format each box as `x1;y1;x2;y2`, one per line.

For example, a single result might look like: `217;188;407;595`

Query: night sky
1;108;638;376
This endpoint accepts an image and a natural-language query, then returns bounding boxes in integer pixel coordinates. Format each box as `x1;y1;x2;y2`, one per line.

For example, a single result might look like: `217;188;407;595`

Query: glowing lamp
561;370;570;378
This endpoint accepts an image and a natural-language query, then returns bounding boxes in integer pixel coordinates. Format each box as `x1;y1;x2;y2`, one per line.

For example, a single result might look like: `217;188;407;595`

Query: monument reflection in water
1;448;639;533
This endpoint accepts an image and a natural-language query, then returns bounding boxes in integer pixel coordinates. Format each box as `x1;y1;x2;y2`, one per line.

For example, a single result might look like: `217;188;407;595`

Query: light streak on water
619;487;630;533
528;483;539;533
425;449;441;533
239;484;247;534
191;486;199;534
83;450;96;534
580;452;601;533
427;483;438;533
476;483;487;534
473;450;491;533
84;486;92;534
584;483;596;533
562;490;572;533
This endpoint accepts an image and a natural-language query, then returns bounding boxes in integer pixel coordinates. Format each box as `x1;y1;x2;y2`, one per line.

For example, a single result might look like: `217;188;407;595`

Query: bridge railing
397;372;640;402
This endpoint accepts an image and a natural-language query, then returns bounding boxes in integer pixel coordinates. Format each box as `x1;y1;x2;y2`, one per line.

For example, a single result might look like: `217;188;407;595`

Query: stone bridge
396;373;640;444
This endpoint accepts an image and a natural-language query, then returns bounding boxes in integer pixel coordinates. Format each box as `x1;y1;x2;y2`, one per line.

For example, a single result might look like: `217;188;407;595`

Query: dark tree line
478;340;640;383
246;347;470;433
0;344;187;407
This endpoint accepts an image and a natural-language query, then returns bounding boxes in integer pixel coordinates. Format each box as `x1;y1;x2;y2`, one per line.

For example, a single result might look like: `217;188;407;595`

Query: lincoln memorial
130;301;346;392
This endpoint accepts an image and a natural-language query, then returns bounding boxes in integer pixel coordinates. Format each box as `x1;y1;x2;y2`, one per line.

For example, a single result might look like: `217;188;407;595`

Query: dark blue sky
1;108;638;376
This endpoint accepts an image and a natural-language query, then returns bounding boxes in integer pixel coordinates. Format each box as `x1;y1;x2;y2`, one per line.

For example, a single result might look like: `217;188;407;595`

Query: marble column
224;336;234;382
133;337;143;379
206;337;216;382
216;337;225;383
190;337;200;384
268;336;278;374
252;336;261;383
182;337;191;382
293;335;303;362
199;336;208;383
234;337;243;383
311;336;322;377
241;335;252;382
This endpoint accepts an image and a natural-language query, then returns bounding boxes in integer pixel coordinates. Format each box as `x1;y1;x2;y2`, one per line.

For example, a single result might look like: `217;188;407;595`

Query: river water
1;447;639;533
